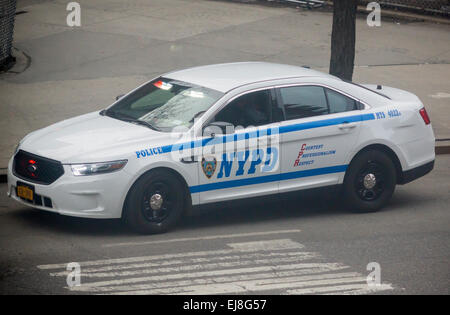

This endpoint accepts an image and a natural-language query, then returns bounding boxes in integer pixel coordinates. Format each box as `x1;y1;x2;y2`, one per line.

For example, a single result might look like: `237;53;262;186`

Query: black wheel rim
355;160;386;201
141;181;174;223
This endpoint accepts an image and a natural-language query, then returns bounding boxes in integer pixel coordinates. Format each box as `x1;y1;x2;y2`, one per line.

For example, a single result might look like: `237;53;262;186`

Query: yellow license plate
17;185;33;201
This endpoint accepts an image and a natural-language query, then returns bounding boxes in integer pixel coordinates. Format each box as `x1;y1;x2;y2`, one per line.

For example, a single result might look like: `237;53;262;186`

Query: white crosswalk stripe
37;239;395;295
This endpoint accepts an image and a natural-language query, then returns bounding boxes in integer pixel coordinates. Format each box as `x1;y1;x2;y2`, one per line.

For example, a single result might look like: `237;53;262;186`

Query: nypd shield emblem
201;156;217;179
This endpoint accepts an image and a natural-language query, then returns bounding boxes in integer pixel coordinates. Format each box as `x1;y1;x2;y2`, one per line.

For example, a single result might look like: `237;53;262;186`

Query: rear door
276;84;364;193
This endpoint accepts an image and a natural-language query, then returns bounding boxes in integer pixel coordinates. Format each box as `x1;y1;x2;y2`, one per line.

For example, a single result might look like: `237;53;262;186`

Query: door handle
258;136;278;147
257;135;278;141
258;137;275;143
338;122;357;130
180;156;197;164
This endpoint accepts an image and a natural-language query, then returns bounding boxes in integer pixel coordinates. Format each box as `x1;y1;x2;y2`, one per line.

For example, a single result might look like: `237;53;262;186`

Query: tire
343;150;397;213
123;169;186;234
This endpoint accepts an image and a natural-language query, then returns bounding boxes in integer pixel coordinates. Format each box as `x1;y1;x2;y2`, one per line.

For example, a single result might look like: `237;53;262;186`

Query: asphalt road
0;155;448;295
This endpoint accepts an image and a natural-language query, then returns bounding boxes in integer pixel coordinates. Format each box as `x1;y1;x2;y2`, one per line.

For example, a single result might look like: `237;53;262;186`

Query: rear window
325;88;358;113
344;80;391;100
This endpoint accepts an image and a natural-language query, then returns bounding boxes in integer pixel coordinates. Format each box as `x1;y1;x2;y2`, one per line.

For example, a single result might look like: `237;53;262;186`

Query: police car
7;62;435;233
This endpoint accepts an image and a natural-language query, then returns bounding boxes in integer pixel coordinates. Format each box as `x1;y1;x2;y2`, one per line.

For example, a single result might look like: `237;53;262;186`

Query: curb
436;146;450;155
435;140;450;155
0;141;449;184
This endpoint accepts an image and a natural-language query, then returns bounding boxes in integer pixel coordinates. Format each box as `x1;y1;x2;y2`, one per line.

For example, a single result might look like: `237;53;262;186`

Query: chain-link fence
272;0;450;15
360;0;450;15
0;0;16;69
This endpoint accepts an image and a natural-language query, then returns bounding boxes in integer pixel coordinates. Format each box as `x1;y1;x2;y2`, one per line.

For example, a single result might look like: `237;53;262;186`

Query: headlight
70;160;127;176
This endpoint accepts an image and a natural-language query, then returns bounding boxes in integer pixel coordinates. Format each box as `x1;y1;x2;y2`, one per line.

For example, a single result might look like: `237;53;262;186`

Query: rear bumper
399;160;434;185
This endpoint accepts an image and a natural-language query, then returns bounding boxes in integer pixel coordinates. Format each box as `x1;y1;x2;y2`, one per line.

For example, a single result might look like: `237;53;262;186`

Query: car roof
164;62;337;93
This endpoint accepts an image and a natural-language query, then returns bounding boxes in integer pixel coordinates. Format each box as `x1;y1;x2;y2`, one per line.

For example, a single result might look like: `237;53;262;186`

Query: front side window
105;78;223;131
279;86;328;120
214;90;273;128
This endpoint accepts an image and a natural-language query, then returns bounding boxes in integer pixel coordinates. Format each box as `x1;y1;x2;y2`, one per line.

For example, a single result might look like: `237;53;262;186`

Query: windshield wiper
105;109;134;120
129;119;160;131
106;110;160;131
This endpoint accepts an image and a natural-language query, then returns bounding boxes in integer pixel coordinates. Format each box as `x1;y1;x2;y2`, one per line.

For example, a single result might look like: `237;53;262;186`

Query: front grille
13;150;64;185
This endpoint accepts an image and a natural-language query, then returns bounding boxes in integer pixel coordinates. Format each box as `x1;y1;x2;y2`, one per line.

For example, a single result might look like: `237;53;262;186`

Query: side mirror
203;121;234;137
116;94;125;101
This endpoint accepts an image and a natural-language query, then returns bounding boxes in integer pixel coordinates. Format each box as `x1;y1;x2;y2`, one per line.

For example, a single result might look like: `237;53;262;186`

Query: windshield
105;78;223;131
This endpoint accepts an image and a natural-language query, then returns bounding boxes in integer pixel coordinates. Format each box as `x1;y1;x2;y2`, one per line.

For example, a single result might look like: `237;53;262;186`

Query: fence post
0;0;17;70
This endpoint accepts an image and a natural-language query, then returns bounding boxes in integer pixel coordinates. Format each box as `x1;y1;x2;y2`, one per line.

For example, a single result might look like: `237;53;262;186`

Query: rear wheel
343;150;397;212
124;169;186;234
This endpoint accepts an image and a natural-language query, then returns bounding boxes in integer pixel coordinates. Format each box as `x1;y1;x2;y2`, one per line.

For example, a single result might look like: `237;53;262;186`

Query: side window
214;90;273;128
279;86;328;120
325;88;358;113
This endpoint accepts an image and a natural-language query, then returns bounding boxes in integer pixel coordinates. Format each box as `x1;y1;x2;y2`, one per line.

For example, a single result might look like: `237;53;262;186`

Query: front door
192;88;282;204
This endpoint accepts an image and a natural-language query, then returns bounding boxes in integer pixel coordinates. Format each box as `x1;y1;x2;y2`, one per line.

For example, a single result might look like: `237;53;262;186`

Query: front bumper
7;156;133;219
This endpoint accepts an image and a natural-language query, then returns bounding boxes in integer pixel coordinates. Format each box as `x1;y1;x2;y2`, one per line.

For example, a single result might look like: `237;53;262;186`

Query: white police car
7;62;435;233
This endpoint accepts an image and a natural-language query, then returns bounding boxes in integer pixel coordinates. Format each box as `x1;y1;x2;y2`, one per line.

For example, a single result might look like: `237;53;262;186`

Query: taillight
419;108;430;125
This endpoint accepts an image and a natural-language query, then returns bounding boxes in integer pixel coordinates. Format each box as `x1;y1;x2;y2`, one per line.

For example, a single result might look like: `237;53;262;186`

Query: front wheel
123;169;186;234
343;150;397;213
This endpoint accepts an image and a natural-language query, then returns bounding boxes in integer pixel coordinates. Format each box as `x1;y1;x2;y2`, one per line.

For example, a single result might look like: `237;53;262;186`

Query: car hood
19;111;167;163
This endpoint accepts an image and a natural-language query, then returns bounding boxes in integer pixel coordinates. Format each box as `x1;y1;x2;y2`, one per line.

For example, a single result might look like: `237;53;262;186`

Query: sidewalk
1;0;449;169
